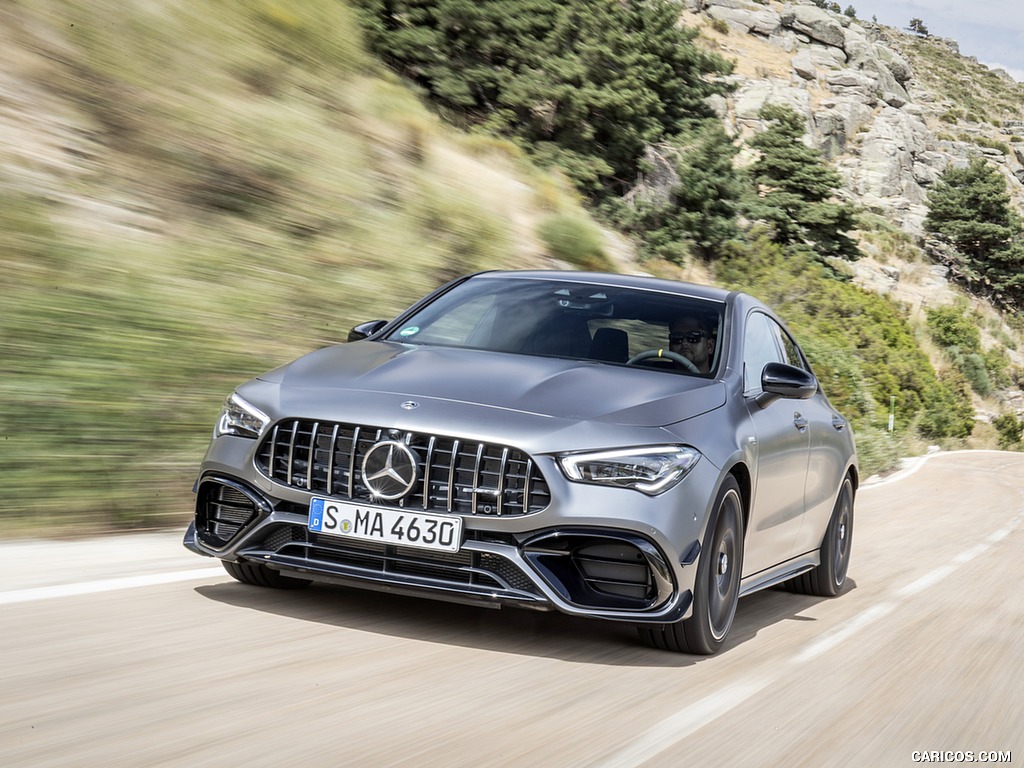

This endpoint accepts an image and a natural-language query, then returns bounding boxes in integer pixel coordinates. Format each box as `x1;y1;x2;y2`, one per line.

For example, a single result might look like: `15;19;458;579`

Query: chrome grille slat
447;438;459;512
255;420;549;516
347;426;360;498
523;458;533;514
286;421;299;486
471;442;484;515
422;435;436;504
326;424;339;495
268;424;278;477
307;422;319;491
496;447;508;516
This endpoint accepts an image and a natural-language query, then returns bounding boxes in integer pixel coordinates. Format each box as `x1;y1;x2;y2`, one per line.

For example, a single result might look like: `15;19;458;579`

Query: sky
848;0;1024;82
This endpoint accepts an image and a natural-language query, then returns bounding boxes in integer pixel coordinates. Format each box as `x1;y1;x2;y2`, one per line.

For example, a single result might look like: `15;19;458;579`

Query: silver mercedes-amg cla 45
184;270;857;653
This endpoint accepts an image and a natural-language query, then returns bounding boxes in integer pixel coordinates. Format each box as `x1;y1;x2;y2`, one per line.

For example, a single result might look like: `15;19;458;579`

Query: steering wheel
626;348;700;374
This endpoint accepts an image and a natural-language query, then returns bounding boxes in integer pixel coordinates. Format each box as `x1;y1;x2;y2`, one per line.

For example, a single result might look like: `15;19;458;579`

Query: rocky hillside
691;0;1024;229
684;0;1024;413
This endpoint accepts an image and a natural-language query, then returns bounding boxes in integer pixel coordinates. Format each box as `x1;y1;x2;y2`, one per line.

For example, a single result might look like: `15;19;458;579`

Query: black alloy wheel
638;476;745;654
784;475;854;597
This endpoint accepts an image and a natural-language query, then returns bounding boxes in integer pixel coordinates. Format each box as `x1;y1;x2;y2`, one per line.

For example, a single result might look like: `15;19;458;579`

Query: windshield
384;276;725;376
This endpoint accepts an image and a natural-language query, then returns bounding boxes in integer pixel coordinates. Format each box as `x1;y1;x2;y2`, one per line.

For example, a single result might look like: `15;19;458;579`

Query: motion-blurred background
4;0;1022;535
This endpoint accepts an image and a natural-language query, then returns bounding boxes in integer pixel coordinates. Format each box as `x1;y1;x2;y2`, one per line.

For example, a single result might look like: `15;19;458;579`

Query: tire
222;560;313;590
638;476;745;654
784;475;854;597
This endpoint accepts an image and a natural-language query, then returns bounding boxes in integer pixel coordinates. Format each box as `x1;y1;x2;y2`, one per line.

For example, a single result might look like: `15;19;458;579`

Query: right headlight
214;393;270;439
558;445;701;496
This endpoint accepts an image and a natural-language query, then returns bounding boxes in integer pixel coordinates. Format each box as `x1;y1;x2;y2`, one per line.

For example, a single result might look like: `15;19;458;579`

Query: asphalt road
1;451;1022;768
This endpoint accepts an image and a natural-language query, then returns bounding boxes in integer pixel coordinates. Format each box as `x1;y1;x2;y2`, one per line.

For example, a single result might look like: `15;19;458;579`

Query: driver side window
743;312;786;394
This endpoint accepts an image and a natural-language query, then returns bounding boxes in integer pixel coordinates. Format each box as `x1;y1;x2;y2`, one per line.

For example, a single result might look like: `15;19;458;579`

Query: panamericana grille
255;420;550;516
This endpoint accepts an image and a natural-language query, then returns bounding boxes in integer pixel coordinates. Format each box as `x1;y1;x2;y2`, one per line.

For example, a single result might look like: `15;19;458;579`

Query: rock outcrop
695;0;1024;238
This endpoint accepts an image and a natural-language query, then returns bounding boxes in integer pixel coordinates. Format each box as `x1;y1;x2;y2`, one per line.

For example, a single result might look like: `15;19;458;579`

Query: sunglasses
669;331;706;344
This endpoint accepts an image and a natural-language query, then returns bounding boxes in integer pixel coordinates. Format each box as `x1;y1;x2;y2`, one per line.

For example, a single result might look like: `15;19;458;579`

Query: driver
669;317;716;374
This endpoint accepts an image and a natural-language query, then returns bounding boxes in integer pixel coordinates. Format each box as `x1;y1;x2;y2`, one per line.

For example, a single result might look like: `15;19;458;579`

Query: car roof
470;270;738;304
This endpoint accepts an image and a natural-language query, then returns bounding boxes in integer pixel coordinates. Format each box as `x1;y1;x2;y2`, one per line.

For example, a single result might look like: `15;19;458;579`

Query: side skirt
739;552;820;597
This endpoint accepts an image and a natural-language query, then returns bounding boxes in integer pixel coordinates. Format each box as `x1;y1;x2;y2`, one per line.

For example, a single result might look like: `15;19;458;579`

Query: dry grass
0;0;632;533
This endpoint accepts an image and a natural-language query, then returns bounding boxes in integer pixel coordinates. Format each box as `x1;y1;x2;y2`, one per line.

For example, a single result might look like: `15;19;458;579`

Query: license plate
308;498;463;553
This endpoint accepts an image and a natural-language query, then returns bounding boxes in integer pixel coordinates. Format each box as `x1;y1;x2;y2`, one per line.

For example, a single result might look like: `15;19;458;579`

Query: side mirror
347;319;388;342
756;362;818;407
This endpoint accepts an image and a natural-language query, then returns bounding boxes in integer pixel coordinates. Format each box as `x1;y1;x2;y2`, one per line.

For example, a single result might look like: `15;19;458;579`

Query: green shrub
993;413;1024;449
537;214;610;270
974;136;1010;155
991;324;1018;350
926;303;981;350
983;347;1013;389
958;352;993;396
853;426;906;478
918;372;975;439
714;235;963;436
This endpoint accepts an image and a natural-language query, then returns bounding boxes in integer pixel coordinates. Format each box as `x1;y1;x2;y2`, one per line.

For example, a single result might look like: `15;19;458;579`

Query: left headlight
558;445;701;496
214;393;270;439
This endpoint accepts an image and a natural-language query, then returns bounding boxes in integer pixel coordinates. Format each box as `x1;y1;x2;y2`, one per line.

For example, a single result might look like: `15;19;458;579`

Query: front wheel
223;560;313;589
639;476;744;654
785;475;854;597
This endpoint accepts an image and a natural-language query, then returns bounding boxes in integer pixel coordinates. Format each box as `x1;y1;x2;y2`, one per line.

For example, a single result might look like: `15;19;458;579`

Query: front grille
255;419;550;516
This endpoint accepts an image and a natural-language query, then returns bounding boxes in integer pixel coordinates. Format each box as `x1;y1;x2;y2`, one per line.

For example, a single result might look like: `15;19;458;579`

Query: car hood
255;341;725;429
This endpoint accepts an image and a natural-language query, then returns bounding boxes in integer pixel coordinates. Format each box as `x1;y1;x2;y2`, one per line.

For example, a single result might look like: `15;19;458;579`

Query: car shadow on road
193;577;856;667
727;579;859;649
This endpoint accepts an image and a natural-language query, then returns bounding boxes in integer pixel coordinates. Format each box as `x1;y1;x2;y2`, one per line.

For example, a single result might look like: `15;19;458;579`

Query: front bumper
184;473;694;624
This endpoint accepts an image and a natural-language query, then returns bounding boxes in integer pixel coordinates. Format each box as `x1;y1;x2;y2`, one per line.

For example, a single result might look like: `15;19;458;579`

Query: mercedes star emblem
361;440;419;500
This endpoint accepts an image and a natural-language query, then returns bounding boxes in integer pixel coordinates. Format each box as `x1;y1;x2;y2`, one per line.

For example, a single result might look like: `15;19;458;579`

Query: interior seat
588;327;629;363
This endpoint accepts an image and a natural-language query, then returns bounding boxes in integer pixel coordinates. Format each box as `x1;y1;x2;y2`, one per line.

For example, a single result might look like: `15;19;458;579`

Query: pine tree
746;104;858;260
926;158;1024;308
350;0;733;195
670;125;744;258
611;124;742;262
907;18;930;37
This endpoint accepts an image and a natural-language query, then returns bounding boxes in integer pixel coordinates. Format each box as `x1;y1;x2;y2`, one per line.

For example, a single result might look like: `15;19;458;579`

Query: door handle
832;415;847;431
793;413;808;431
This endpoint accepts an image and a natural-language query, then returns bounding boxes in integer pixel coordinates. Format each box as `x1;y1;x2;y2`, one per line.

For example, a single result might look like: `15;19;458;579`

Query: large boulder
825;68;880;104
813;98;875;159
732;78;812;127
780;4;846;48
875;45;913;83
844;106;931;207
791;49;817;80
706;5;782;36
839;24;911;104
